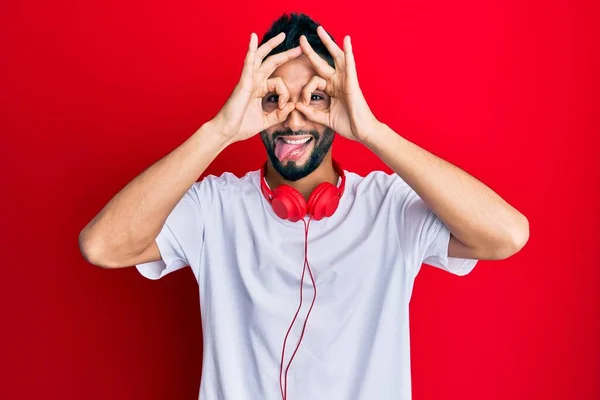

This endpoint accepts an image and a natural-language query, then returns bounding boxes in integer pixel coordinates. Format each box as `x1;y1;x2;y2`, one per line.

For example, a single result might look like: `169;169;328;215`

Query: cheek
316;98;331;110
315;125;331;136
260;128;277;144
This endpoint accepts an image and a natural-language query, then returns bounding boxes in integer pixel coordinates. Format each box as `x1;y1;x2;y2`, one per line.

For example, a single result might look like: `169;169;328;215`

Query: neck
265;155;338;201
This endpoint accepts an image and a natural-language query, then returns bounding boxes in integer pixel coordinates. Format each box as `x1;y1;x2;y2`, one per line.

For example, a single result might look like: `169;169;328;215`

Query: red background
2;0;599;399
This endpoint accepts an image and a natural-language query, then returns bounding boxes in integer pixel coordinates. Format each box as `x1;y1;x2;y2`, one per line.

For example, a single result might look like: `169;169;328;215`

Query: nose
283;108;307;132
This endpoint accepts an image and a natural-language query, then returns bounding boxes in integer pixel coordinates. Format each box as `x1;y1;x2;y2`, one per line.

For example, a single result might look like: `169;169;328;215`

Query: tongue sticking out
274;138;311;161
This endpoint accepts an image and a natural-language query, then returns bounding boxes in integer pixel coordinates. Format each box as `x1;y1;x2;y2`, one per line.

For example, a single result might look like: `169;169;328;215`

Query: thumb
295;102;329;126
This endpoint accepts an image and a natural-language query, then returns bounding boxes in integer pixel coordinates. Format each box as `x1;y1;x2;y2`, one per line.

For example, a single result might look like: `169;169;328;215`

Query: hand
211;32;303;144
294;26;381;143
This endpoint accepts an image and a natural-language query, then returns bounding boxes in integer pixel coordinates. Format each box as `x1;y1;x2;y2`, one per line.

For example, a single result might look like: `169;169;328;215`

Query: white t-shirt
136;168;478;400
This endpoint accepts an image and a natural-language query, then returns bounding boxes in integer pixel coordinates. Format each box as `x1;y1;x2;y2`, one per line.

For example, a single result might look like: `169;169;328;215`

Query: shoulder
191;169;261;200
344;169;404;198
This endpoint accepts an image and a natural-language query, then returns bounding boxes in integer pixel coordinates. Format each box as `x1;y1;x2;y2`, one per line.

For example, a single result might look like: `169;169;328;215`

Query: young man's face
260;54;335;182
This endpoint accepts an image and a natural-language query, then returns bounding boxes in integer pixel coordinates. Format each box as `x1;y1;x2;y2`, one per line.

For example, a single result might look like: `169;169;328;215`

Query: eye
311;94;323;101
266;94;279;103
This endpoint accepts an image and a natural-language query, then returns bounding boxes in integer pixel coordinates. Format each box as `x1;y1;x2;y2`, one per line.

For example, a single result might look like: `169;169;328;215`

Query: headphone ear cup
307;183;340;220
272;185;307;222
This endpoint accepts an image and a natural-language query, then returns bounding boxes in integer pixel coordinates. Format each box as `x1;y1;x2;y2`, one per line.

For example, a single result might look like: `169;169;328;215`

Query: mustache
272;128;320;142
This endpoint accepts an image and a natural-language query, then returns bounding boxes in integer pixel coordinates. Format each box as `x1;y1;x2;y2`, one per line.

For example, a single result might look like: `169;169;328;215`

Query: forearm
79;121;230;264
363;122;529;257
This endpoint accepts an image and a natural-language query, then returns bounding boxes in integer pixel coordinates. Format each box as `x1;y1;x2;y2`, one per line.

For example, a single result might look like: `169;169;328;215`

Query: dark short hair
259;12;336;68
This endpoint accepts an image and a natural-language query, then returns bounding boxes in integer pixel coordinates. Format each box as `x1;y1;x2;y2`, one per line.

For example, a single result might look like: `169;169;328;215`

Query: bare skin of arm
78;32;301;268
295;27;529;261
78;125;229;268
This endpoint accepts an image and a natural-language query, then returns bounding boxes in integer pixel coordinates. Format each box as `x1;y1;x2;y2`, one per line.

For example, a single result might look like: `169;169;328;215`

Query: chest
201;204;404;304
196;199;414;365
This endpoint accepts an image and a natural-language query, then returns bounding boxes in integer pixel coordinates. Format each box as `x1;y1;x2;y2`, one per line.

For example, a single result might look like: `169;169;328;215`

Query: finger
240;33;259;84
255;32;286;62
295;101;329;126
245;32;258;63
316;26;345;66
300;75;328;106
344;36;358;84
266;77;290;109
259;46;303;77
299;35;336;79
264;101;295;127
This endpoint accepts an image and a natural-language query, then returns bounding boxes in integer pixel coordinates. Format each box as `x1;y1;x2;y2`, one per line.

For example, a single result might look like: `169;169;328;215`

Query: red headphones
260;160;346;222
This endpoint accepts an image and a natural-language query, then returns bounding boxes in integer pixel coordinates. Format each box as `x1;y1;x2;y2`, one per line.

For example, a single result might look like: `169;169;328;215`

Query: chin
269;151;324;182
271;159;314;182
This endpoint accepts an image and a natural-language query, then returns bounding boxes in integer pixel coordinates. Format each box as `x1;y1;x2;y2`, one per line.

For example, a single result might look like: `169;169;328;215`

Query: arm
294;27;529;261
79;31;302;269
363;123;529;261
78;123;230;268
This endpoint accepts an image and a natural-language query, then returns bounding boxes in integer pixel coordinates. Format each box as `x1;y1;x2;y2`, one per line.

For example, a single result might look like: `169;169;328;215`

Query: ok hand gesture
212;32;303;144
294;26;381;144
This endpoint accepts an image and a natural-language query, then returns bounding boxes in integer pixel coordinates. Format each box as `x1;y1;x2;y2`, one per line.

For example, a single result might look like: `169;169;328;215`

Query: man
79;13;529;400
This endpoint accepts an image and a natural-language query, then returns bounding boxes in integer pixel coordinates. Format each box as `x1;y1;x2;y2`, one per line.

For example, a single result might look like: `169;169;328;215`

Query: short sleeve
135;181;207;280
393;177;478;276
421;212;478;276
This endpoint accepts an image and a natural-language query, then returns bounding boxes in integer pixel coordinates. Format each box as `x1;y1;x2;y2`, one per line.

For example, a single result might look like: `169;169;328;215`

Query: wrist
359;119;387;148
195;120;234;153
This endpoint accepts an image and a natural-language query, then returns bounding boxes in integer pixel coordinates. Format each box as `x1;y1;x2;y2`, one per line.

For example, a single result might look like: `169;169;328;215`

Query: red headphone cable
279;217;318;400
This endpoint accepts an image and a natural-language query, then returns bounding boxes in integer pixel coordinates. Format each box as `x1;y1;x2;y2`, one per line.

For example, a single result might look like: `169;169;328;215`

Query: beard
260;126;335;182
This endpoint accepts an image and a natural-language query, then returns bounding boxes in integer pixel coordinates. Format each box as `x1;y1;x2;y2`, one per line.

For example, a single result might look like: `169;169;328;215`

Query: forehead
268;55;318;92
